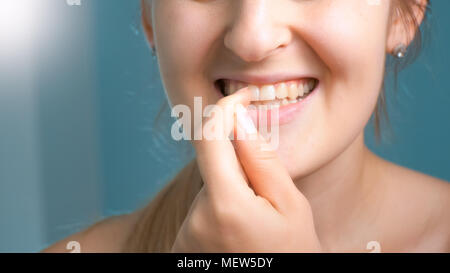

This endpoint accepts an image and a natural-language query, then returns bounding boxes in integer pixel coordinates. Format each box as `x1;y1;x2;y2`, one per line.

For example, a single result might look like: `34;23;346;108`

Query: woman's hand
171;87;322;252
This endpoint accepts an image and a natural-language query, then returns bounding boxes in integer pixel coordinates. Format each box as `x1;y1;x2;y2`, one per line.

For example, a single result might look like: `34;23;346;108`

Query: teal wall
365;1;450;181
0;0;448;252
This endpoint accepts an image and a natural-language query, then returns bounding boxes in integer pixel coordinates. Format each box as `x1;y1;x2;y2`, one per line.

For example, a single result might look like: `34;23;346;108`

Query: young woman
43;0;449;253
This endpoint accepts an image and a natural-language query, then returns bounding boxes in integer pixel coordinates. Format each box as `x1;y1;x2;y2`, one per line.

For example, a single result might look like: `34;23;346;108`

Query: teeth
298;83;305;97
252;98;299;108
249;85;260;101
226;81;235;96
276;83;288;99
267;101;280;107
260;85;276;101
223;79;316;103
306;82;312;94
307;80;315;92
288;83;298;100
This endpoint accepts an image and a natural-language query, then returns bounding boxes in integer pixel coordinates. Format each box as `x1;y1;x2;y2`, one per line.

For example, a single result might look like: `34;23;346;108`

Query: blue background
0;0;448;252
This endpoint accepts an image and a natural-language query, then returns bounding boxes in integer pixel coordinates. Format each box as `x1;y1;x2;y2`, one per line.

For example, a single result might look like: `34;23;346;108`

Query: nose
224;0;292;63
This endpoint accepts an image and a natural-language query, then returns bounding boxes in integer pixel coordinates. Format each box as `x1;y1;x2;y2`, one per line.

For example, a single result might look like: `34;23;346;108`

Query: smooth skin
42;0;450;253
172;88;322;252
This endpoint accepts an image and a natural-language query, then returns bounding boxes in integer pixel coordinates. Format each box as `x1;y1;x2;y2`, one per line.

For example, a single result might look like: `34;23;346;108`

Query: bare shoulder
40;209;143;253
378;158;450;251
384;160;450;209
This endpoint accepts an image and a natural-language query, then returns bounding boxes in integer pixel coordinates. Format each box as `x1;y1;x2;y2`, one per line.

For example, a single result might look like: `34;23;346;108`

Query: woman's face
145;0;397;179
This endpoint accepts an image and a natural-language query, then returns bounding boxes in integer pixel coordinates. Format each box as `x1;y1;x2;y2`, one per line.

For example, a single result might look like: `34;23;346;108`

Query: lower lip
247;84;318;126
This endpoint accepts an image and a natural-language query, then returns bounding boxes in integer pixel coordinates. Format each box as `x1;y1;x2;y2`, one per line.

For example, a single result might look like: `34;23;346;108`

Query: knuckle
256;149;278;161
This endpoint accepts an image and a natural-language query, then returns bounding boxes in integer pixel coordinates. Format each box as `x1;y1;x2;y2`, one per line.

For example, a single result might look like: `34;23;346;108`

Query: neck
293;132;383;250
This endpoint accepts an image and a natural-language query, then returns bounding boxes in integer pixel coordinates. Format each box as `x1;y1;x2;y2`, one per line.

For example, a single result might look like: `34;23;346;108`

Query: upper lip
214;73;318;85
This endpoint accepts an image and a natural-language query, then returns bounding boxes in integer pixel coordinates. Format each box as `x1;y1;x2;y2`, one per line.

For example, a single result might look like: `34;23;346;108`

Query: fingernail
236;105;257;135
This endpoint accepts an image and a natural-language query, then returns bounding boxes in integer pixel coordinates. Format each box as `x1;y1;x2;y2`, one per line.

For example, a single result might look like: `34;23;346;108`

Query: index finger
192;87;254;201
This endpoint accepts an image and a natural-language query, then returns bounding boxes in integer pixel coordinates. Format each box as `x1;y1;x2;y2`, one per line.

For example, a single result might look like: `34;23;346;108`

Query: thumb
232;105;302;214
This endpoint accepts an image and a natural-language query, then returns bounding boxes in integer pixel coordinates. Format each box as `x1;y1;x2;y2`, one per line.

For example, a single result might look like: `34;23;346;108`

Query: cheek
154;2;222;107
310;1;389;83
307;1;390;123
277;2;391;176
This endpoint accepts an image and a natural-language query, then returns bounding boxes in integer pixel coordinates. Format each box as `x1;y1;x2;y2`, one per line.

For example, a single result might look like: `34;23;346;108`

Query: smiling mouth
215;78;319;107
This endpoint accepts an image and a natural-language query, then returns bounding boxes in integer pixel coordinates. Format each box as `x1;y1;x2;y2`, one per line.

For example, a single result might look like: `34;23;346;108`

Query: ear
386;0;428;54
141;0;155;49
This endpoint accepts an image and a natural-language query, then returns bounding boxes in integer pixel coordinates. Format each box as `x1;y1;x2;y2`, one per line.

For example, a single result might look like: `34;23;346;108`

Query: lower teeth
250;96;305;108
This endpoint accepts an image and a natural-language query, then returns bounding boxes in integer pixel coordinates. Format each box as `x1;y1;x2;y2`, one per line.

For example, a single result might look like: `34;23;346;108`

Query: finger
192;87;255;201
233;106;302;214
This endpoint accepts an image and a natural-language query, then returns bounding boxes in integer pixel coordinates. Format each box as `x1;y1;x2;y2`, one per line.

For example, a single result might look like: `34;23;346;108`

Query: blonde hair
123;158;203;252
123;0;430;252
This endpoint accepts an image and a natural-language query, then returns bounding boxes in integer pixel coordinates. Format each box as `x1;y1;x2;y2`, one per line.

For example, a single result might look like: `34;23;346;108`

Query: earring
151;45;157;60
393;44;407;59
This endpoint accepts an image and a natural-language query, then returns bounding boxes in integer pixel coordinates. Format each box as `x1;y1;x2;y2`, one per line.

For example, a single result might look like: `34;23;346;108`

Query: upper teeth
224;79;316;102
